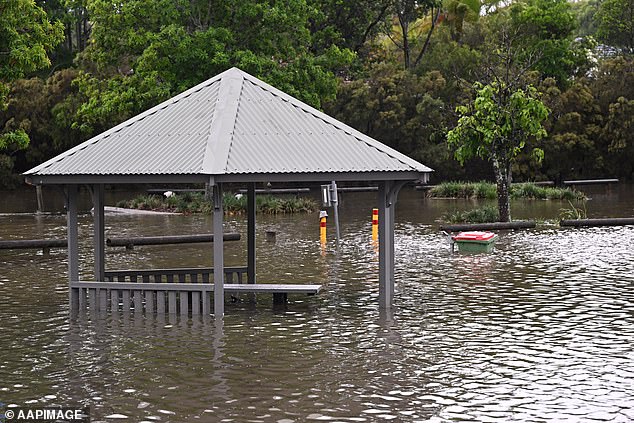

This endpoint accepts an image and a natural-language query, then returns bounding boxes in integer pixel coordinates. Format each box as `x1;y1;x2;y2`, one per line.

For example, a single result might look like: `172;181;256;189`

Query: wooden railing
71;266;321;314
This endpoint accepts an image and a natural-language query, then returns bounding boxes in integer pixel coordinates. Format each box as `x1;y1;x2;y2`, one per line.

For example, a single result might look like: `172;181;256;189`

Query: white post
213;184;224;317
331;181;340;243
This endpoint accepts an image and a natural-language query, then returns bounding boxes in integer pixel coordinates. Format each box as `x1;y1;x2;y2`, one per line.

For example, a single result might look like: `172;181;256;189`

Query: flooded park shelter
24;67;433;317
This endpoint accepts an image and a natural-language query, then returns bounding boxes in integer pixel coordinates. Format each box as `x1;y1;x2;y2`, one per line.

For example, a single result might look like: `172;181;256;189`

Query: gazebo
25;67;432;317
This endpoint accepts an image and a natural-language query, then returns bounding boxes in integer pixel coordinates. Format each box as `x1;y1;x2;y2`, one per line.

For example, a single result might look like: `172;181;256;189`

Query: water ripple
1;196;633;421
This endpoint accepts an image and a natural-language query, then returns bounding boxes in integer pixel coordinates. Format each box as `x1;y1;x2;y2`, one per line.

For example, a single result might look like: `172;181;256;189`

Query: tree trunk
493;157;512;222
398;13;410;69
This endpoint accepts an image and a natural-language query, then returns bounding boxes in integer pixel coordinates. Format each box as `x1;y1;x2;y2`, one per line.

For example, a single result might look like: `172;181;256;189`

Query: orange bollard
319;211;327;244
372;208;378;241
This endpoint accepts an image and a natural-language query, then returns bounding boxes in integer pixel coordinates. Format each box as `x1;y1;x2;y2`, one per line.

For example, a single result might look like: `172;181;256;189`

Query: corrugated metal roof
25;67;432;179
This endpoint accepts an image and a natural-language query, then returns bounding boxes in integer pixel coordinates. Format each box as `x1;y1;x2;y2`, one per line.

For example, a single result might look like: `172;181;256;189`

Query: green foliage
570;0;601;38
0;0;64;104
326;62;462;179
430;181;585;200
306;0;391;55
447;81;549;166
117;192;317;214
430;181;497;199
507;0;584;84
510;183;585;200
558;200;588;220
0;0;64;182
595;0;634;53
68;0;352;137
442;205;499;223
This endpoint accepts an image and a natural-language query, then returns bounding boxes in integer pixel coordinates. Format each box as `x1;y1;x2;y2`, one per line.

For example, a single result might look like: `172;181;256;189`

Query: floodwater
1;185;633;422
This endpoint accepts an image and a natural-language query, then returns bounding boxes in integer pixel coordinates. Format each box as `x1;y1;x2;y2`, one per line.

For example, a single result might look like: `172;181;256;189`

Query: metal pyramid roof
25;67;432;184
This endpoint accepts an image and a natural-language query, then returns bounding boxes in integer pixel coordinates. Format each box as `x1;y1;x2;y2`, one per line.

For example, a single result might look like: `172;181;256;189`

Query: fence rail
106;233;240;249
104;266;247;284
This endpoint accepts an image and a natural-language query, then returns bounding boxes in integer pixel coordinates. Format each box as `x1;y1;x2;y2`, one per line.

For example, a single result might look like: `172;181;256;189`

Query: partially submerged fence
70;267;321;314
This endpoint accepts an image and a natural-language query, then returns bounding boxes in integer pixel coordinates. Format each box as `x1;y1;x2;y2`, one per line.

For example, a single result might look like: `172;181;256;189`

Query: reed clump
430;181;585;200
117;192;318;214
442;205;500;223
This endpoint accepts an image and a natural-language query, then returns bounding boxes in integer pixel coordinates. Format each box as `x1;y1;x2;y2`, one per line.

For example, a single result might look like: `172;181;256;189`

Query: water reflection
1;188;633;421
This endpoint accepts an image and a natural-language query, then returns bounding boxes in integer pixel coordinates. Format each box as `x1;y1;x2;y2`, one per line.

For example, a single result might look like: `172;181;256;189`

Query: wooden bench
70;281;322;314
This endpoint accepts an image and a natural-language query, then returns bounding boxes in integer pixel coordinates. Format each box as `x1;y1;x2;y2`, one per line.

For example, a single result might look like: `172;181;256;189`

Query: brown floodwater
0;185;633;422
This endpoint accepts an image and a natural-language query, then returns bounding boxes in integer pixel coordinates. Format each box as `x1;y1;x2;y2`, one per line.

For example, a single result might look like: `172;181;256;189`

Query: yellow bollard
319;211;327;244
372;208;378;241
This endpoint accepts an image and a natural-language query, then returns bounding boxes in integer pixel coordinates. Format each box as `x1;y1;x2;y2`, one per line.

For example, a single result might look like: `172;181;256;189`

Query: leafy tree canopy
0;0;63;183
0;0;64;109
70;0;353;136
447;81;549;221
595;0;634;53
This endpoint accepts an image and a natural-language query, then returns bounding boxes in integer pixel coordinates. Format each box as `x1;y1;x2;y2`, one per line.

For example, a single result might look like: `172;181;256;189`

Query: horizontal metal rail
560;218;634;227
104;266;247;283
0;239;66;254
440;221;536;232
106;233;240;248
563;178;619;185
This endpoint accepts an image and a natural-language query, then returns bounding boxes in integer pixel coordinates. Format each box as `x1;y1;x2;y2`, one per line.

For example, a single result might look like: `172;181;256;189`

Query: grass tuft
442;205;500;223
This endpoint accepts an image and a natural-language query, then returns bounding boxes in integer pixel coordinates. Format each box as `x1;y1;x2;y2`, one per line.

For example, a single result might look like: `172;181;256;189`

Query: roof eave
24;170;431;186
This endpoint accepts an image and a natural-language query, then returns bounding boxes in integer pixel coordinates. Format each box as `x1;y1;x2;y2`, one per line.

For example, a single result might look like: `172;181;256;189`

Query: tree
0;0;63;108
595;0;634;54
67;0;353;137
383;0;443;70
307;0;391;55
447;81;549;222
0;0;63;183
508;0;583;85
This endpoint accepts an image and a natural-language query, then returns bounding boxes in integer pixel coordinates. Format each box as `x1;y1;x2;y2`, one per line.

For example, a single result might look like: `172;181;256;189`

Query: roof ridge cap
200;68;245;175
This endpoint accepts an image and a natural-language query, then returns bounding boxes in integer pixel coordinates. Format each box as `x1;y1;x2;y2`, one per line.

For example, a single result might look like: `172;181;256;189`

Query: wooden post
92;184;105;281
66;185;79;310
213;184;224;317
247;182;256;284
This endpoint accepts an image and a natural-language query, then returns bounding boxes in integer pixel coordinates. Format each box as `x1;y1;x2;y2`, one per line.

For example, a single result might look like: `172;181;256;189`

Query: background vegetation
116;192;318;214
1;0;633;188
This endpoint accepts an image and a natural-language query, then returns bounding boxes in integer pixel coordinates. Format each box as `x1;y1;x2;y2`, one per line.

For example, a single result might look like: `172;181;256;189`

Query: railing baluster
122;290;131;312
157;291;165;313
89;288;97;310
99;289;107;310
111;289;119;311
191;292;200;315
133;290;142;312
180;291;189;315
145;291;154;313
168;291;177;313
